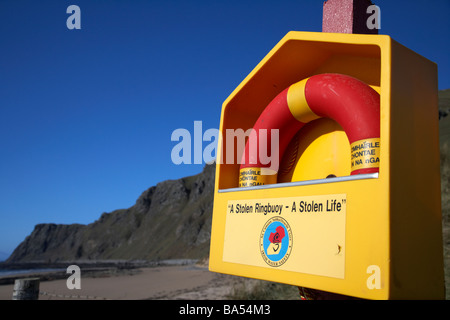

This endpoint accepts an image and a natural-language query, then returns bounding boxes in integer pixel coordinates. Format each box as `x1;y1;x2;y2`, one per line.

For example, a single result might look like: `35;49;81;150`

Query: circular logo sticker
260;216;293;267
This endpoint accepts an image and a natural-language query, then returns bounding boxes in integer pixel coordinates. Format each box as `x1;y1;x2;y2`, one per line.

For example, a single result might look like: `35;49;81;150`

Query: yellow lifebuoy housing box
208;31;444;300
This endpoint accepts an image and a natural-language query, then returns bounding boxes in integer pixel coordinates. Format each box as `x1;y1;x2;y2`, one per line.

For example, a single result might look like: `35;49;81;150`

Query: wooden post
322;0;378;34
12;278;40;300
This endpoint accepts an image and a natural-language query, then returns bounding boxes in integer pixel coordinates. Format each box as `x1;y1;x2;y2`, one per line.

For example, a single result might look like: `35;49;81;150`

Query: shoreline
0;260;240;300
0;258;198;270
0;259;198;285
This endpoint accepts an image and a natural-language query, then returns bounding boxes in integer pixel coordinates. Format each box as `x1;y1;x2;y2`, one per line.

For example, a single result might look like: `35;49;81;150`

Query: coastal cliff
6;164;215;263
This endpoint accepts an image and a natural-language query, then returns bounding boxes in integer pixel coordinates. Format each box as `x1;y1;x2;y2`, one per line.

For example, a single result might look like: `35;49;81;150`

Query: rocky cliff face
7;164;215;263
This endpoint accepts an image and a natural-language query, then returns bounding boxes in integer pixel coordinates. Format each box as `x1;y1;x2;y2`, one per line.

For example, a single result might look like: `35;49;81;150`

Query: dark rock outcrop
6;164;216;263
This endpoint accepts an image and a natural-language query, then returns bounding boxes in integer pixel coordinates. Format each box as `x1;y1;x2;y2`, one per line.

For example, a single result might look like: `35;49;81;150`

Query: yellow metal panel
388;39;444;299
209;31;444;299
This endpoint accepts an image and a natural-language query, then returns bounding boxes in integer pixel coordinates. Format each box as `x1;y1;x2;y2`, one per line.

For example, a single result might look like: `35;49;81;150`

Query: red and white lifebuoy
239;73;380;187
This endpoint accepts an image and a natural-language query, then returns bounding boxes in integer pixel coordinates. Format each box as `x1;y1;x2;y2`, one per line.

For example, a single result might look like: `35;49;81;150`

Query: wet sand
0;265;236;300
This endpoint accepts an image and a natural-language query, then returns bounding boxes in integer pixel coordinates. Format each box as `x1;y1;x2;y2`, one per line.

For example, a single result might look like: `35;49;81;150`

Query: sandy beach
0;264;238;300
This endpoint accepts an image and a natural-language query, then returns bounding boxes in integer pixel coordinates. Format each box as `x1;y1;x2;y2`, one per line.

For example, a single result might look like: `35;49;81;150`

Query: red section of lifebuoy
239;73;380;184
304;74;380;175
305;74;380;146
240;88;305;168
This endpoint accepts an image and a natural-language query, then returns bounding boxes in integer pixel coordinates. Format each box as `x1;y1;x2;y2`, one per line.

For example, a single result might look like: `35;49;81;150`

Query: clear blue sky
0;0;449;258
